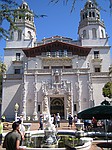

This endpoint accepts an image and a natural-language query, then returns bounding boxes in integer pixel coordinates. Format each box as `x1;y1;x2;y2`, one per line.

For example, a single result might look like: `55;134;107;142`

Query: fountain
21;96;93;149
23;114;93;150
41;113;58;148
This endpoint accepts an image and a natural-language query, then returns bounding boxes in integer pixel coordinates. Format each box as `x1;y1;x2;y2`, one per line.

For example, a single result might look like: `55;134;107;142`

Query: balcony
12;57;23;65
3;74;22;80
92;55;102;63
41;52;72;58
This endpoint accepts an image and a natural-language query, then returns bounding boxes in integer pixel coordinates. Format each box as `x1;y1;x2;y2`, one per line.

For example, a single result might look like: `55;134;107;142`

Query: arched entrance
50;97;64;119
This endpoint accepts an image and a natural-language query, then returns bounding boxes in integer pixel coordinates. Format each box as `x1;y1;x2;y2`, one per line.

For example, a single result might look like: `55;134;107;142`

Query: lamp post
15;103;19;121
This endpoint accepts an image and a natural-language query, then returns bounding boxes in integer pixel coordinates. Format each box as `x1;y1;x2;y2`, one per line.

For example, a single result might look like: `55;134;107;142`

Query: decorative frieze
43;59;72;67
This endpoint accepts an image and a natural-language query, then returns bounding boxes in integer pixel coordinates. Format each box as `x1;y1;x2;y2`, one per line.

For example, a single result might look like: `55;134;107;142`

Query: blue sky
0;0;112;62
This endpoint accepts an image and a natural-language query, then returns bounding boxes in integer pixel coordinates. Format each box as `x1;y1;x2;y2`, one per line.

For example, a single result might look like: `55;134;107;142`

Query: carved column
88;73;94;107
22;74;27;120
33;74;38;120
76;72;81;111
43;94;49;114
67;95;72;114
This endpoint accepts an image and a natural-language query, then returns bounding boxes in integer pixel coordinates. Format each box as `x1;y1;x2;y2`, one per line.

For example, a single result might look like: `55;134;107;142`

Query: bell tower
78;0;108;46
8;1;36;48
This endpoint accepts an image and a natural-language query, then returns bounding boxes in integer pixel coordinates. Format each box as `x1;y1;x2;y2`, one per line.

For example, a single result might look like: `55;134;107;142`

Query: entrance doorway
50;97;64;119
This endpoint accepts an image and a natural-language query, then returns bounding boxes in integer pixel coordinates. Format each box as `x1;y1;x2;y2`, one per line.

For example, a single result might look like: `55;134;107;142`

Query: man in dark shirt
3;121;25;150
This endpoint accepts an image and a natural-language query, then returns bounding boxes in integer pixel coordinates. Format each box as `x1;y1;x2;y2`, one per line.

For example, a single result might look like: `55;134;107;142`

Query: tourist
52;114;56;125
0;120;3;145
73;114;78;126
39;114;43;130
56;113;61;127
68;113;73;128
92;117;97;128
3;121;25;150
17;118;25;145
84;119;92;131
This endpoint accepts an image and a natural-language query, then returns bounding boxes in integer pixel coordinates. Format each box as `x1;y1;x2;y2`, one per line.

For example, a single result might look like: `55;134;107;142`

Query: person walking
73;114;78;127
39;114;43;130
68;113;73;128
0;120;3;145
56;113;61;128
3;121;25;150
53;114;56;126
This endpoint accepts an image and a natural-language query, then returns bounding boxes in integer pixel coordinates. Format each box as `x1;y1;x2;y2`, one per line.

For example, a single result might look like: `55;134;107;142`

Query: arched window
18;30;22;41
101;30;104;38
83;14;85;20
92;28;97;39
28;31;32;39
89;12;91;17
83;30;86;39
89;2;92;8
92;12;95;17
10;31;14;40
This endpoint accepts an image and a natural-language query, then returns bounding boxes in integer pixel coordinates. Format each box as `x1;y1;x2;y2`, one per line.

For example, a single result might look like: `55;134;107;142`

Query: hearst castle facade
2;0;111;121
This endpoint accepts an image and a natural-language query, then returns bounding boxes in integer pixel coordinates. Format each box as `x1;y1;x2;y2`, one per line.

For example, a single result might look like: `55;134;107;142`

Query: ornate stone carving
75;81;80;100
43;95;49;113
67;95;72;113
43;59;72;67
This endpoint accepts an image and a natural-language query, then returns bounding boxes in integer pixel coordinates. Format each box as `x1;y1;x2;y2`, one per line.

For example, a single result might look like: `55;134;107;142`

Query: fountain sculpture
41;114;58;148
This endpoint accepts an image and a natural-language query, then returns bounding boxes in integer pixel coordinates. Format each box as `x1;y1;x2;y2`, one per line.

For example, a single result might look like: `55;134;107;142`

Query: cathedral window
26;14;31;21
28;31;32;39
22;4;28;9
14;69;21;74
89;12;91;17
101;30;104;38
19;15;22;20
83;30;86;38
16;53;21;61
92;12;95;17
23;4;25;9
94;51;99;59
92;28;97;39
18;30;22;41
44;66;49;69
95;67;101;72
83;14;85;20
89;3;92;8
96;13;100;19
10;31;14;40
38;105;40;112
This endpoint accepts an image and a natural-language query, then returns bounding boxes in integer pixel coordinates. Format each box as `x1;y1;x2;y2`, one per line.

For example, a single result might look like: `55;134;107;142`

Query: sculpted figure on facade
42;81;47;93
43;95;49;113
88;81;93;103
34;82;37;91
75;81;80;100
67;95;71;112
67;82;71;93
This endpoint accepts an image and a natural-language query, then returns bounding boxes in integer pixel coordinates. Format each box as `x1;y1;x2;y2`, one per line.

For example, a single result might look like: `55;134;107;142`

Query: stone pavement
0;121;102;150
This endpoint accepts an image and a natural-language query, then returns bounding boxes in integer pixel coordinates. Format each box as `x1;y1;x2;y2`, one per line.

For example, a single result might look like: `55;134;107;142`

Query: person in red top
92;117;97;128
